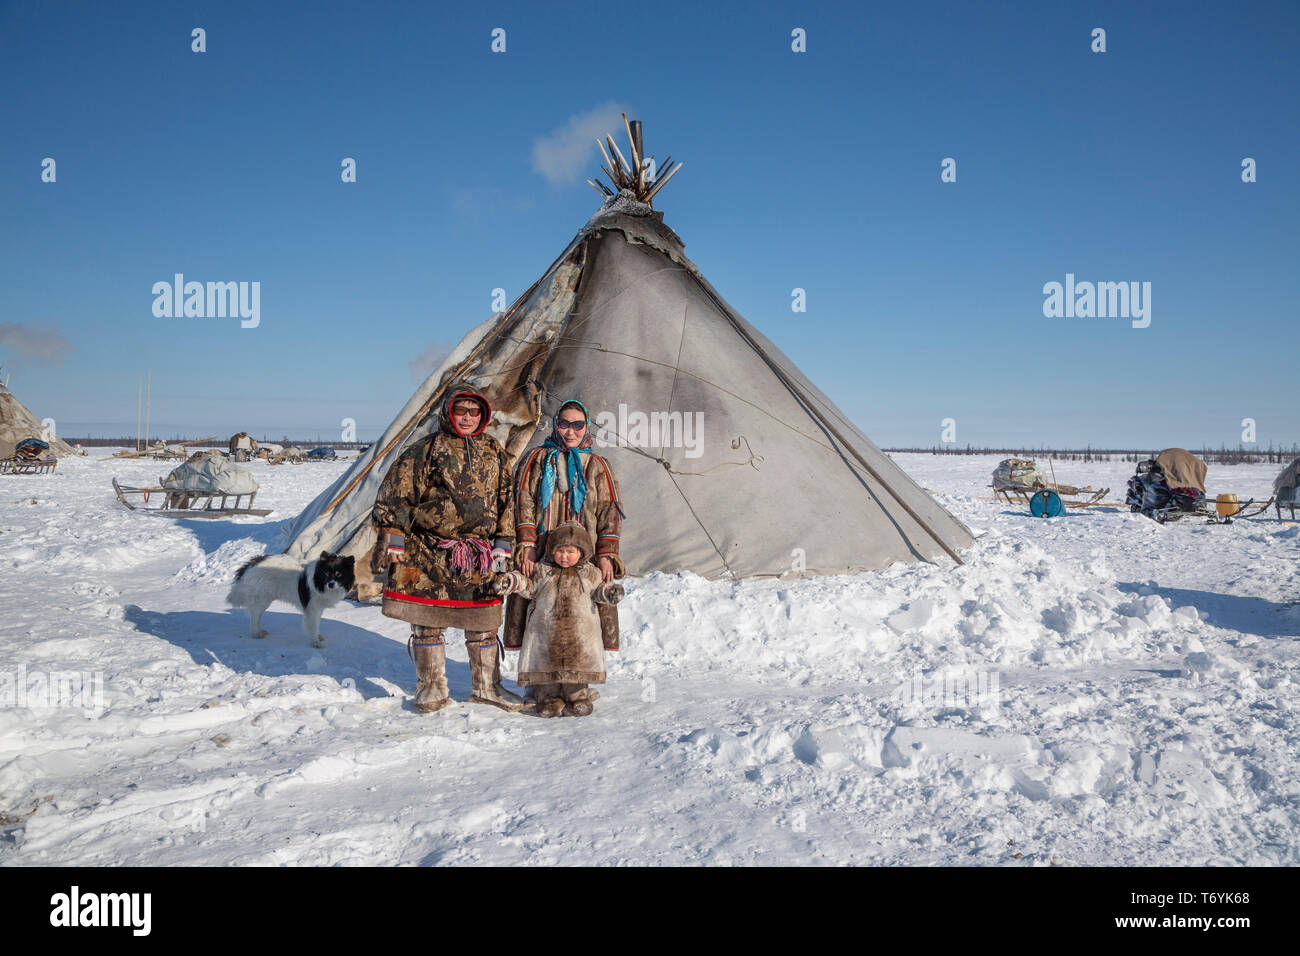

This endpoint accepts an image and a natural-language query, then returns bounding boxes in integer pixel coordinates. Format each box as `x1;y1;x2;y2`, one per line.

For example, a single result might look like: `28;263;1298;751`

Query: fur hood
439;383;491;438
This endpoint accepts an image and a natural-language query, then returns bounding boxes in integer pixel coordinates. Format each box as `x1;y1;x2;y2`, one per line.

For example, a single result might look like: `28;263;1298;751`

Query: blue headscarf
537;400;593;527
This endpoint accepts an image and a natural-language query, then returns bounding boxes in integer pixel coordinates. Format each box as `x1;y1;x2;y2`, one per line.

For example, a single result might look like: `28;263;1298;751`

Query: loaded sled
989;457;1109;512
112;451;272;518
0;438;58;475
112;477;271;518
1125;458;1270;524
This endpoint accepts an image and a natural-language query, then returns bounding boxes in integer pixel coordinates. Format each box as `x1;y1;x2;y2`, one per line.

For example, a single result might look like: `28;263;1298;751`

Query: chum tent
285;121;974;591
0;383;76;458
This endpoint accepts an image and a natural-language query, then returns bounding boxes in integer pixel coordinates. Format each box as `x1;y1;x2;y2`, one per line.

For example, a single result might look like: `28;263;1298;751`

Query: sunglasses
556;419;587;431
451;406;482;416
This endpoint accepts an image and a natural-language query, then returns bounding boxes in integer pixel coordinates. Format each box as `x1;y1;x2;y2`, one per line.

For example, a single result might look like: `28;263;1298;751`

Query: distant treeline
886;444;1300;465
64;436;372;450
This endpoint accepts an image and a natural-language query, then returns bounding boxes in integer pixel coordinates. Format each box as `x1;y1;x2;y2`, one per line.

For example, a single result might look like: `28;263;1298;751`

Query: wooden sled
1139;495;1274;524
112;476;272;518
1219;497;1274;521
990;482;1111;510
1;455;57;475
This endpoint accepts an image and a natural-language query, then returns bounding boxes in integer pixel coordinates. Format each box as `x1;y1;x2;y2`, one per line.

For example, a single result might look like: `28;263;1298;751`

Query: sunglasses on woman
556;418;587;431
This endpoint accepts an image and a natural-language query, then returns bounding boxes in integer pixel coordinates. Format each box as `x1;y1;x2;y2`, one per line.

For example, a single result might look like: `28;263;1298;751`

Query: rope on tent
671;436;763;476
591;424;763;477
656;305;689;463
663;466;735;577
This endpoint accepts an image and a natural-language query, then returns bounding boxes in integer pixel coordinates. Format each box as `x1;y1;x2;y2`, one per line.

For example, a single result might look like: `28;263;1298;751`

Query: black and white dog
226;551;356;647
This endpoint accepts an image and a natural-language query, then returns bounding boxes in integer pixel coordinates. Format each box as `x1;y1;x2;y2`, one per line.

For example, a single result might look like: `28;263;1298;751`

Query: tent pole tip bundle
594;118;683;207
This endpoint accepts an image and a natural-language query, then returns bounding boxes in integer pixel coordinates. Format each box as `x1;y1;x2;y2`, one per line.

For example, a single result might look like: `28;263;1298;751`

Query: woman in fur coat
495;522;623;717
514;399;625;583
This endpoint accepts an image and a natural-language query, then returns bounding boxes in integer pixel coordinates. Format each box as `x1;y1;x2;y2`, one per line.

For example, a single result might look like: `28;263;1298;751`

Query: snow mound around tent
614;529;1206;682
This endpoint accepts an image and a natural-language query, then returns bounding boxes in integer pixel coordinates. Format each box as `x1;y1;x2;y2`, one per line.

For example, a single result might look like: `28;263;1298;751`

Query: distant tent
162;452;259;496
1275;457;1300;519
0;384;76;459
285;120;974;584
1156;448;1207;493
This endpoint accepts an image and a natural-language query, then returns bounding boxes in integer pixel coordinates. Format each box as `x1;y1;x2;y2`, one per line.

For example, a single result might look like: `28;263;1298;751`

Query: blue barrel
1030;489;1066;518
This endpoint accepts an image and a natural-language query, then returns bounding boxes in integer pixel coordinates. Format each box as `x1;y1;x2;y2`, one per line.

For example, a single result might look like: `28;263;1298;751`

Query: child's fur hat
547;522;593;563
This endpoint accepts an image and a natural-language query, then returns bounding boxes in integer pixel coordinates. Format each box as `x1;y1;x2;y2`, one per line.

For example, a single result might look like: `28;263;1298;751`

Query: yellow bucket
1216;493;1238;516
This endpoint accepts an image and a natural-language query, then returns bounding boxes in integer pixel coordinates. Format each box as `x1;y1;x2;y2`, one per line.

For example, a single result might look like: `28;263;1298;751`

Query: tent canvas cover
286;190;974;588
1274;457;1300;504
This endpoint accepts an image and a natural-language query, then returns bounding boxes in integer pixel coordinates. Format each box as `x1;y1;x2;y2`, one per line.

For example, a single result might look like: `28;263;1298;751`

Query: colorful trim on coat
516;448;622;553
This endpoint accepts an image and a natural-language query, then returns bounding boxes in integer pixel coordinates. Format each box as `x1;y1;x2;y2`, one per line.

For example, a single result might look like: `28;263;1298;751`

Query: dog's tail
228;554;271;606
234;554;270;582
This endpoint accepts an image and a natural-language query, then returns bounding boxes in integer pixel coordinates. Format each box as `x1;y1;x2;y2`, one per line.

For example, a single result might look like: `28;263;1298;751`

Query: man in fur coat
371;384;522;713
495;522;623;717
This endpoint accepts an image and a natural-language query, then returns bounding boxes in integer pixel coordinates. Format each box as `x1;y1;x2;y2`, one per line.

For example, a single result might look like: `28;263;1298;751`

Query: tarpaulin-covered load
162;452;259;495
992;458;1046;489
14;437;50;459
1156;448;1207;493
285;187;973;581
306;446;337;459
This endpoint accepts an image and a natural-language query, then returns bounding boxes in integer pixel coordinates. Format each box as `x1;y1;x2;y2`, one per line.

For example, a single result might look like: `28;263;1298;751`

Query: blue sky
2;0;1296;448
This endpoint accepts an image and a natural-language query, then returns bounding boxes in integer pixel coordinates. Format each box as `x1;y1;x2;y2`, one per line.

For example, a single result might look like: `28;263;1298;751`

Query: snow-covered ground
1;451;1296;865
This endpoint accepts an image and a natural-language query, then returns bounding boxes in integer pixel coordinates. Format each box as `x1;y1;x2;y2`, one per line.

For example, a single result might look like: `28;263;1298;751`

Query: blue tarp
15;437;50;456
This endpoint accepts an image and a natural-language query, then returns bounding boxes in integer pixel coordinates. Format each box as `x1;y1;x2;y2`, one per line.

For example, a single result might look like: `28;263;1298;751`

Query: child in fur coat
495;522;623;717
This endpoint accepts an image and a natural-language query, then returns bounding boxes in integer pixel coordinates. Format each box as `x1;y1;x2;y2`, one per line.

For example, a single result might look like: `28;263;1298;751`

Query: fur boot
466;633;524;712
537;696;565;718
563;683;595;717
409;630;451;713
